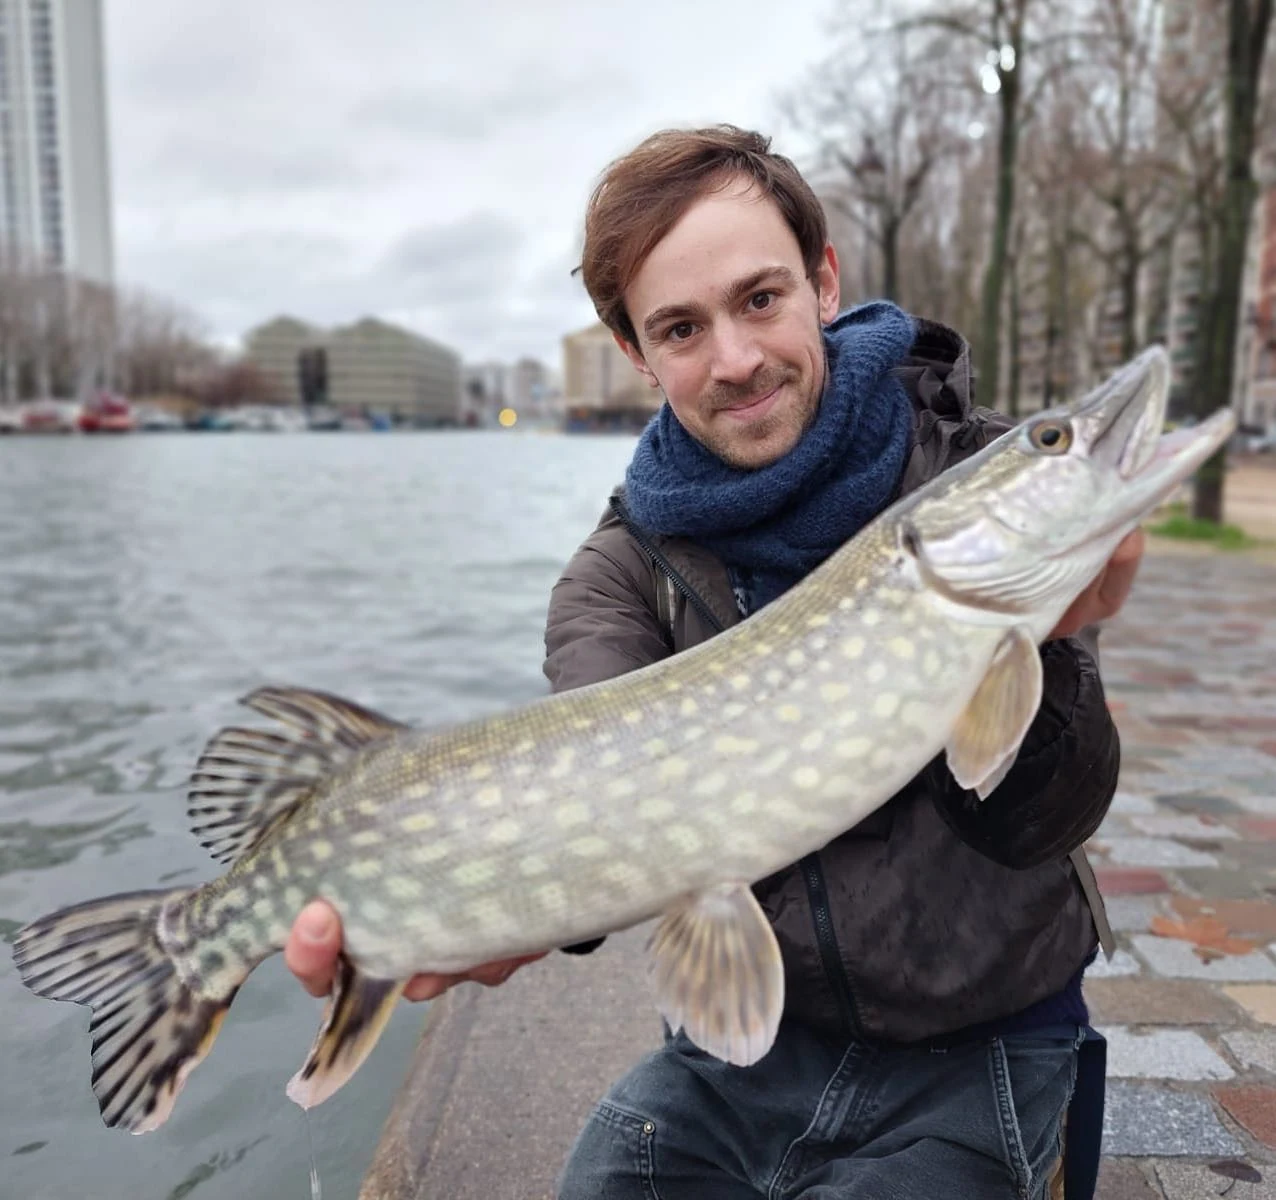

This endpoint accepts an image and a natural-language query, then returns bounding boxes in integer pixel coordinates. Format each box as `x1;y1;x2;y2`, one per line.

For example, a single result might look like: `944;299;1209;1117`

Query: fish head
898;346;1235;632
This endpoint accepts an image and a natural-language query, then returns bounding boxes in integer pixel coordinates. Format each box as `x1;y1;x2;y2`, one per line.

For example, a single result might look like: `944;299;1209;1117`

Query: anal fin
647;883;784;1067
286;956;406;1111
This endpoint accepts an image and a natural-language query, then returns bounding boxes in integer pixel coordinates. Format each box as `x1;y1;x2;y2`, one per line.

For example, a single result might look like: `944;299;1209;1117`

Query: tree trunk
1191;0;1272;523
976;51;1021;407
882;213;900;302
1008;254;1022;418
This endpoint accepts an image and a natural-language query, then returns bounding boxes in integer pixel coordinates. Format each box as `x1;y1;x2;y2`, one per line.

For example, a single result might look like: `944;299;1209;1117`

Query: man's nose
708;321;765;385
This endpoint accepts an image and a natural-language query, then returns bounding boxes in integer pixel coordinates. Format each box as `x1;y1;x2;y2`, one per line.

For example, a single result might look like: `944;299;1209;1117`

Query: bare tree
784;15;971;304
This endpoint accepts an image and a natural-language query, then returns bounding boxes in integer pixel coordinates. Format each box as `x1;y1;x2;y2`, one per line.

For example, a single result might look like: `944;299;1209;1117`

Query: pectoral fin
286;956;406;1110
946;626;1042;795
647;883;784;1067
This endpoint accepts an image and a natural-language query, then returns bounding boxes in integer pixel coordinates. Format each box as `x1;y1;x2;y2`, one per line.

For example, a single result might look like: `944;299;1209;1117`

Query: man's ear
816;243;841;324
613;331;659;387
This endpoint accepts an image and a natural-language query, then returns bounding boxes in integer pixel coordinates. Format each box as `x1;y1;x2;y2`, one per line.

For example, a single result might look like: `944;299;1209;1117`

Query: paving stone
1155;1161;1276;1200
1169;897;1276;940
1099;1025;1235;1080
1105;895;1169;933
1223;1031;1276;1075
1131;935;1276;981
1095;1159;1160;1199
1158;792;1245;817
1085;978;1244;1025
1110;791;1159;815
1096;868;1171;895
1088;949;1144;978
1102;1081;1242;1156
1097;838;1221;868
1223;986;1276;1025
1177;869;1274;900
1129;814;1241;839
1214;1084;1276;1148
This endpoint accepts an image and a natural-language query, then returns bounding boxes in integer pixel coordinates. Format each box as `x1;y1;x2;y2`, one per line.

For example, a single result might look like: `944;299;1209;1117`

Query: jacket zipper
611;492;864;1040
609;496;723;633
800;854;862;1038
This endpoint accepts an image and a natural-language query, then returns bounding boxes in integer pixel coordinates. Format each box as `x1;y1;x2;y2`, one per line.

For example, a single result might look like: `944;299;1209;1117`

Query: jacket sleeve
927;629;1121;869
543;535;671;694
543;522;671;953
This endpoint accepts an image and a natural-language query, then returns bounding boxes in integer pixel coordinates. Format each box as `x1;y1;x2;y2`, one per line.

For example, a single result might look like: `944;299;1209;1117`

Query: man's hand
1046;528;1145;641
284;901;547;1002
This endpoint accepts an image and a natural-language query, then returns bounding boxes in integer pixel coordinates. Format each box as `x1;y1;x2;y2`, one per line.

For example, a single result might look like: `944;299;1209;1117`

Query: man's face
618;177;840;469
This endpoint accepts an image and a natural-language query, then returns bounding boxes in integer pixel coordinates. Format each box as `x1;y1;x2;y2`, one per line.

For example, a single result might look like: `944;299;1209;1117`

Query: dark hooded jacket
542;317;1117;1043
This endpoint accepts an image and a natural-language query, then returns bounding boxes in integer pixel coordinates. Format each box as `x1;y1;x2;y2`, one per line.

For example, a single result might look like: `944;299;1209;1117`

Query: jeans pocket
989;1034;1080;1199
559;1099;662;1200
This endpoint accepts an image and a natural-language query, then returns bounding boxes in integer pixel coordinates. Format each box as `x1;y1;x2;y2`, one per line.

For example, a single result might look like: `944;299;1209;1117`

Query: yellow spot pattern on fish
836;737;872;759
658;757;690;782
519;855;549;876
801;730;825;752
638;796;676;820
820;682;850;702
402;812;437;834
731;793;758;815
474;786;504;808
873;694;901;718
487;819;522;845
568;836;609;858
807;613;830;628
665;825;702;854
842;637;865;659
348;860;381;880
453;860;497;887
679;697;699;717
778;705;802;723
644;738;669;756
550;748;577;778
536;882;568;913
757;748;791;775
309;843;333;863
555;803;590;829
411;843;449;865
386;876;424;901
468;763;494;780
786;650;806;668
713;735;758;755
606;778;637;799
793;766;821;789
692;771;728;797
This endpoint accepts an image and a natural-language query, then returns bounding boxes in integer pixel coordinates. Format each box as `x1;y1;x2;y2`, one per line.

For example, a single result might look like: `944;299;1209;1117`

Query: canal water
0;430;637;1199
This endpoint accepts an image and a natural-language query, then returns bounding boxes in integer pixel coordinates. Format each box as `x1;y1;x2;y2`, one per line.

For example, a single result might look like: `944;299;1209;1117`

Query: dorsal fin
187;687;408;865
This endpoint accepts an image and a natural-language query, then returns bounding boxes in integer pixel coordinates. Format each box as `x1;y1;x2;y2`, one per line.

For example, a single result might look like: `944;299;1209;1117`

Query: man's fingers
284;901;343;998
403;973;462;1002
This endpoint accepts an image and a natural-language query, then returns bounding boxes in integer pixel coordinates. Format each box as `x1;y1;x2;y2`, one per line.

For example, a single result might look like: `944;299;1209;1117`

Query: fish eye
1028;420;1073;454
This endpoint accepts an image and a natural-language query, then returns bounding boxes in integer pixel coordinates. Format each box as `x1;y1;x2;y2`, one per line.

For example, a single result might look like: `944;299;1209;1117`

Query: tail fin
12;889;242;1134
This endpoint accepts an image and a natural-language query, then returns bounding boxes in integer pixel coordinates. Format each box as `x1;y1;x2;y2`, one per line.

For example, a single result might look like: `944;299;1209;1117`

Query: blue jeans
557;1021;1082;1200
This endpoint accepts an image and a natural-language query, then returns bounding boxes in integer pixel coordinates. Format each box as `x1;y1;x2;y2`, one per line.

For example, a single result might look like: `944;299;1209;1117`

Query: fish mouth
1071;346;1235;529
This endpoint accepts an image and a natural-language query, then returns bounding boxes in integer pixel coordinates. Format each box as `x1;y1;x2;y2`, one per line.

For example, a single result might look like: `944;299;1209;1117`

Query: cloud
102;0;830;367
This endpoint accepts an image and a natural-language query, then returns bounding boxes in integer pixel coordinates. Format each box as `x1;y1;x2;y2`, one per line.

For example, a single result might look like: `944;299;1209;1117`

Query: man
287;126;1141;1198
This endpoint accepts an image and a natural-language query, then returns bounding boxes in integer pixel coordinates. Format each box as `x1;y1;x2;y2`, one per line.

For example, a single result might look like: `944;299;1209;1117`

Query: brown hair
578;125;829;349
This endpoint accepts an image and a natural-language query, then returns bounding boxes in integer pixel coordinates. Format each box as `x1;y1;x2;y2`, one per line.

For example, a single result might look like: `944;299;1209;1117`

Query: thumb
285;901;342;997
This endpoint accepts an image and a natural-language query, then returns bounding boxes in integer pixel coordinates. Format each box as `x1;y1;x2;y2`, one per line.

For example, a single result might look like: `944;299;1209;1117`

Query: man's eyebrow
641;265;800;340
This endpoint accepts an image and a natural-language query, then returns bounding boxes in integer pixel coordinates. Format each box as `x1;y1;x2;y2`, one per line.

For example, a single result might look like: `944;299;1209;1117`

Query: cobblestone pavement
1087;541;1276;1198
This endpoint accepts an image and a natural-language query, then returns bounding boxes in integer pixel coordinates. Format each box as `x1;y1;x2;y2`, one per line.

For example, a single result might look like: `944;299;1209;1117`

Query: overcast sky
102;0;834;371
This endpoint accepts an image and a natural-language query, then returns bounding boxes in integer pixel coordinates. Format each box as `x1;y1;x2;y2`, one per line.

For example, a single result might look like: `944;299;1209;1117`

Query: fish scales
11;346;1237;1134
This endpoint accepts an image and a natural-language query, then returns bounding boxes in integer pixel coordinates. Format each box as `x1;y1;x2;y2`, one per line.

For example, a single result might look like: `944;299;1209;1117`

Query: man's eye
750;291;776;311
668;322;696;341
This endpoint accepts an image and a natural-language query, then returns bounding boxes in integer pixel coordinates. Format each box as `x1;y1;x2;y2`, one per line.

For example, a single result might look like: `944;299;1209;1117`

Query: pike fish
13;347;1233;1135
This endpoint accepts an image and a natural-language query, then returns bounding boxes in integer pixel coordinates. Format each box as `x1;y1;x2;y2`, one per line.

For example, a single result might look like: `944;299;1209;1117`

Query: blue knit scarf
624;301;917;612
